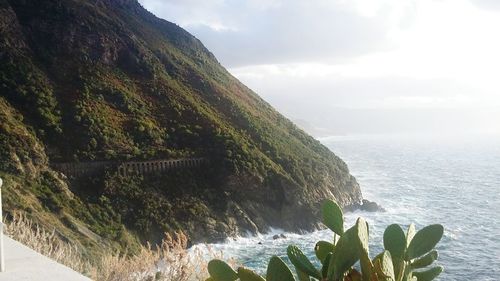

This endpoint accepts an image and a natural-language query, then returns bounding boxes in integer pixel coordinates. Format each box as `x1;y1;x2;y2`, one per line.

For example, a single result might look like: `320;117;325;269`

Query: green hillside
0;0;362;257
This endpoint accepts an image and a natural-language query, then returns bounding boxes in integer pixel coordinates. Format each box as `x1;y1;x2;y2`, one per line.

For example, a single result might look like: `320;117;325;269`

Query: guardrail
52;158;208;178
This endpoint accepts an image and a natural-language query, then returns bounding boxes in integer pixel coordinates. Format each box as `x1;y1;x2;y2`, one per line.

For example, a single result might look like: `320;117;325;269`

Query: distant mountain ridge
0;0;362;256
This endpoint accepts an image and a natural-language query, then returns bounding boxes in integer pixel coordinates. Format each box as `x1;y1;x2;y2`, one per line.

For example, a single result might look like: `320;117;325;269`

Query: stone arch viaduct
52;158;207;178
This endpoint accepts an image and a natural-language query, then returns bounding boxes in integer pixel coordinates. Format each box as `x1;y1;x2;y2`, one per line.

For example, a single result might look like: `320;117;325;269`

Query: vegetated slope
0;0;362;256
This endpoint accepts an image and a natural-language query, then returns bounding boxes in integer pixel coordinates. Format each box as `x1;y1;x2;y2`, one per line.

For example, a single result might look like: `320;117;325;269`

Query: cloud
138;0;500;136
470;0;500;10
231;63;500;135
139;0;415;67
232;67;491;111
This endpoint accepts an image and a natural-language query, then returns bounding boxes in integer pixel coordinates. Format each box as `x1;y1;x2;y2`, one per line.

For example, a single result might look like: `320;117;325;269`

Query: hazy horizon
140;0;500;137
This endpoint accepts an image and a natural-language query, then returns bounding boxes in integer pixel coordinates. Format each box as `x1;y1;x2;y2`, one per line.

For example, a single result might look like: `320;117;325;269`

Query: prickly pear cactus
383;224;406;278
314;241;334;263
356;218;374;281
205;199;444;281
207;259;238;281
237;267;266;281
411;250;438;269
328;225;359;280
374;251;395;281
321;199;344;236
412;266;443;281
266;256;294;281
287;245;321;279
406;224;444;260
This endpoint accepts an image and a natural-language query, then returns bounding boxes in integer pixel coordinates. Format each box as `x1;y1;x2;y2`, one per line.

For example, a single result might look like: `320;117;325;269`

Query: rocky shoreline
345;199;385;212
201;198;385;245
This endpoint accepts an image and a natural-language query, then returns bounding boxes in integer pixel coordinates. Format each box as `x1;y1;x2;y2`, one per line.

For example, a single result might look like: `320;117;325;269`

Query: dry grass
4;212;229;281
93;232;215;281
4;212;94;275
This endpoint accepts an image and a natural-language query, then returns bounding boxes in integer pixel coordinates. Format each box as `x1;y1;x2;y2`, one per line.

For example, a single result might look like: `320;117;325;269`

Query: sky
139;0;500;137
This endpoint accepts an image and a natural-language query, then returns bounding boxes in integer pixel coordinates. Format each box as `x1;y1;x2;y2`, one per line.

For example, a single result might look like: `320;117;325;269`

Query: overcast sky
139;0;500;137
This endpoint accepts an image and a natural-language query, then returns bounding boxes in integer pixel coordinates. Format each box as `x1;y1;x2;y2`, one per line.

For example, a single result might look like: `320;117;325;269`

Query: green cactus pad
328;225;359;280
356;218;374;281
384;223;407;278
412;266;443;281
374;251;395;281
237;267;266;281
207;259;238;281
410;250;439;269
321;199;344;236
287;245;321;279
314;241;334;263
321;252;333;278
406;223;416;247
296;269;310;281
356;218;370;253
266;256;295;281
406;224;444;260
384;224;406;260
372;252;383;265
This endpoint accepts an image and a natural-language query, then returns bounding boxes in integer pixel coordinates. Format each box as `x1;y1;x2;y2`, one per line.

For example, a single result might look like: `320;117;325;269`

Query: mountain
0;0;362;256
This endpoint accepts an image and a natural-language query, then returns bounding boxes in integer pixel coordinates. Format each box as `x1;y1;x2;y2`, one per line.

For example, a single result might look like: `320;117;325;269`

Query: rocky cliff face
0;0;362;253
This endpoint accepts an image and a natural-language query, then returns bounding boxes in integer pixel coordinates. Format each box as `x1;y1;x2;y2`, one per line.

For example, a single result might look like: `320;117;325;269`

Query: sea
194;134;500;280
